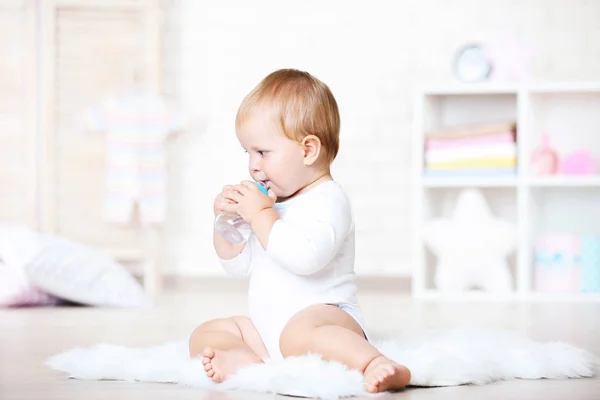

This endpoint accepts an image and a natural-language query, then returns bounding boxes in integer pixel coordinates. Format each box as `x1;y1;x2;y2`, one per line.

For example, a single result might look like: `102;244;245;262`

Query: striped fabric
85;94;184;225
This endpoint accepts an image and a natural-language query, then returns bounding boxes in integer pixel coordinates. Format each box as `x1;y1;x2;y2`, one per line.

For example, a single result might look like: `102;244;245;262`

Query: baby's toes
365;382;378;393
204;362;212;371
206;368;215;378
203;347;215;358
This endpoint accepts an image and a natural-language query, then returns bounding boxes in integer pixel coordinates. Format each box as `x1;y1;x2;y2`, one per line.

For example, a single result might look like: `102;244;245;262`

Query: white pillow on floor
0;224;41;270
24;234;151;308
0;259;61;307
0;224;60;307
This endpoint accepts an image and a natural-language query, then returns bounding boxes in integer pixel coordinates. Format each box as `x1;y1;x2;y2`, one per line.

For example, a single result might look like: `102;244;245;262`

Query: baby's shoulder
288;181;353;219
314;180;352;207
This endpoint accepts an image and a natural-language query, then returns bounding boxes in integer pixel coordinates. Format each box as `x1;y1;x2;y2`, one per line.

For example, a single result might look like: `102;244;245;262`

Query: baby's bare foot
202;347;262;383
363;355;411;393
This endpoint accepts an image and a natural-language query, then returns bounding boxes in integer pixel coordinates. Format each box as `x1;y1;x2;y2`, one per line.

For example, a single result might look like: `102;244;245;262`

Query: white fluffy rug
46;328;597;399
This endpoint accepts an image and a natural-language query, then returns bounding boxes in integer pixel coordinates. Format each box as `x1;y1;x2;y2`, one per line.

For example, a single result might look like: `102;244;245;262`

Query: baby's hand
213;185;239;216
222;181;275;223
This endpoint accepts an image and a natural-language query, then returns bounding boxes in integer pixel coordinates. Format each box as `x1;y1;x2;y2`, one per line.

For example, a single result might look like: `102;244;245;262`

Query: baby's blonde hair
236;69;340;164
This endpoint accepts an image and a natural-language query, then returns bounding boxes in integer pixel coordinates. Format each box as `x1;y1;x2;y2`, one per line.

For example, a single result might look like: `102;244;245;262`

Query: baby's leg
279;305;410;393
189;316;267;383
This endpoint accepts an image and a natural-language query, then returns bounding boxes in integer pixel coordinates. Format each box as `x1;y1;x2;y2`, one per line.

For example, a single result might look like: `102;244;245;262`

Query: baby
189;69;411;393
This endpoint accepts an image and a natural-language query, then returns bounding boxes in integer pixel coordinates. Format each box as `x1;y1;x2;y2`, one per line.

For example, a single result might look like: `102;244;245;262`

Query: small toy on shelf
533;233;580;293
559;150;595;176
530;134;558;176
580;236;600;293
533;234;600;294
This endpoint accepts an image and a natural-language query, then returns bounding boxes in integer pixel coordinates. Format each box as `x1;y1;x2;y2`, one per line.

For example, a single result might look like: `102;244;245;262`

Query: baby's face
236;109;308;201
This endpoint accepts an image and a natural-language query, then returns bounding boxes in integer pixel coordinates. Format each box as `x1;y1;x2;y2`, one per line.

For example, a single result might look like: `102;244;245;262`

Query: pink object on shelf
559;150;595;175
533;234;580;293
530;134;558;176
425;131;515;150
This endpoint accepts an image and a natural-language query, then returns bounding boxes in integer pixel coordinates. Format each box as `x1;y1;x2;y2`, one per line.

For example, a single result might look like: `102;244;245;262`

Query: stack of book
424;121;517;177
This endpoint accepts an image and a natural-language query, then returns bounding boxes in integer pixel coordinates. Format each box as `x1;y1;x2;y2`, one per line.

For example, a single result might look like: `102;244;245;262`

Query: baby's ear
302;135;322;166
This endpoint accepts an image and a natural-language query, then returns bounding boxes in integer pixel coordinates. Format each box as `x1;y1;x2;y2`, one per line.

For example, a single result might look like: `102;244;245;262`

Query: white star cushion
422;189;517;293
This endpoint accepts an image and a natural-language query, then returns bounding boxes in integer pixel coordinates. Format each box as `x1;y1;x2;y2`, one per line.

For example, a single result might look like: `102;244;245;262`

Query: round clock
452;44;492;83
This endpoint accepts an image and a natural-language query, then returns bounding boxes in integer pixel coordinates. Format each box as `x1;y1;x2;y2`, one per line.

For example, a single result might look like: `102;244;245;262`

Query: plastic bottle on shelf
530;133;558;176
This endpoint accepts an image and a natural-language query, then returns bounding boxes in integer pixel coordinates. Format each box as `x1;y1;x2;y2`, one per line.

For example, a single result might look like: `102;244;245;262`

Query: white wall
162;0;600;276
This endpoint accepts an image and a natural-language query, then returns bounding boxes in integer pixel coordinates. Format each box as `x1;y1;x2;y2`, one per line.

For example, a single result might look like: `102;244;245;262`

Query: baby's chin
272;189;291;202
274;188;304;202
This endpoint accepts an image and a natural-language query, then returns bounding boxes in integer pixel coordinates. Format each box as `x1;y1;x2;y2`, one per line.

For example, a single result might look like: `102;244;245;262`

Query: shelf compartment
420;187;518;292
528;187;600;296
526;91;600;177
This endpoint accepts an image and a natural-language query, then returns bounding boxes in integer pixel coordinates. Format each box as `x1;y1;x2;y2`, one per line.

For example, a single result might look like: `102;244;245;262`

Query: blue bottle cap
255;181;269;195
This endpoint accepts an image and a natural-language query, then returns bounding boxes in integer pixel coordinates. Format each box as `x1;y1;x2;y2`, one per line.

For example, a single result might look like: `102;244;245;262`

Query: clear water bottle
214;182;269;244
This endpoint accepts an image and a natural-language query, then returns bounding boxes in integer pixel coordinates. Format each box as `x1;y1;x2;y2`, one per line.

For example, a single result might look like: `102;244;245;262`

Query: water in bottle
214;182;269;244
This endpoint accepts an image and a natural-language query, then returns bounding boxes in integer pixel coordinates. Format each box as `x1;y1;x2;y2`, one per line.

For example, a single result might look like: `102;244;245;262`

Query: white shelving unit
412;83;600;302
35;0;164;296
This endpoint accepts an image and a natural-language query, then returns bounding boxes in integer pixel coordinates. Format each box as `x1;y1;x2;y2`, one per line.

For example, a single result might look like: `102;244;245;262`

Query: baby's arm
215;233;252;277
213;186;253;276
214;229;246;260
252;195;352;275
249;208;279;247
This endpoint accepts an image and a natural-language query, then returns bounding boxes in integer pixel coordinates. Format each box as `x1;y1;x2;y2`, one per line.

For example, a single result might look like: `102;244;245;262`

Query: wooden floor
2;281;600;400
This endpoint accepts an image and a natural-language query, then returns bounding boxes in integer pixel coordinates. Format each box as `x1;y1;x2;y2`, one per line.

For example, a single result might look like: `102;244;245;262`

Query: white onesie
218;180;369;361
